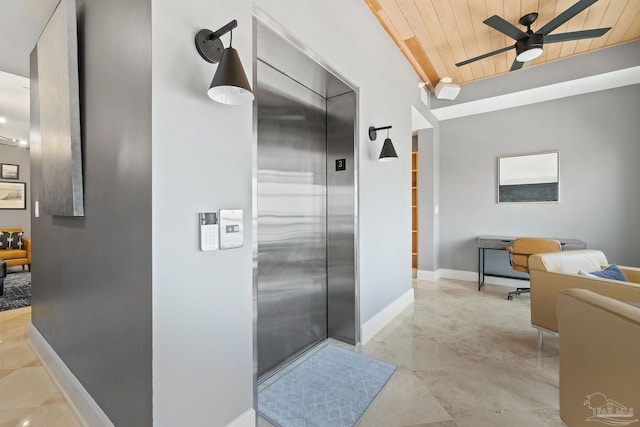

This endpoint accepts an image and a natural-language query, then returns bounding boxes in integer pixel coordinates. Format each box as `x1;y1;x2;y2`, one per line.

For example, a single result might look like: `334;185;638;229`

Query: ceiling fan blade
510;59;524;71
455;45;515;67
535;0;599;36
545;27;611;43
484;15;530;40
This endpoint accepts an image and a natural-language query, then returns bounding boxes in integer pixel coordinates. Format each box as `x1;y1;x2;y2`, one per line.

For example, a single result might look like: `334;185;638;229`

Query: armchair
557;289;640;427
529;250;640;347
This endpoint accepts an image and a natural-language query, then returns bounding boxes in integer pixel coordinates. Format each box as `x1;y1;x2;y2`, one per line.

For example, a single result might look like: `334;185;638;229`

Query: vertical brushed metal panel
256;60;328;378
36;0;84;216
327;92;357;344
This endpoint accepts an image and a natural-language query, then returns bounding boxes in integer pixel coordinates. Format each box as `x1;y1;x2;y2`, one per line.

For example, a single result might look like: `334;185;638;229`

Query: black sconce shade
195;20;254;105
208;47;254;105
379;137;398;161
369;125;398;161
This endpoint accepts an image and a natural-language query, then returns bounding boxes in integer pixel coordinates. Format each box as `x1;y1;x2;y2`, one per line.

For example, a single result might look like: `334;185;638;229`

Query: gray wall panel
439;84;640;272
30;0;152;425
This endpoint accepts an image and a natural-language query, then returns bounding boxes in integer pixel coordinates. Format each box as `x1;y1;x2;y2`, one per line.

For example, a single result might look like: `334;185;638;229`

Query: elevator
254;19;358;380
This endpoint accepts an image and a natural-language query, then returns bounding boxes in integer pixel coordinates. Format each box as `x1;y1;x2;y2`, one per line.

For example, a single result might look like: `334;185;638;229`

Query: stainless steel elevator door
256;60;328;378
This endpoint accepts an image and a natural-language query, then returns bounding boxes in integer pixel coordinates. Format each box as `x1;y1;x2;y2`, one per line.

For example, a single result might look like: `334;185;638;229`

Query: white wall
152;1;254;426
153;0;423;424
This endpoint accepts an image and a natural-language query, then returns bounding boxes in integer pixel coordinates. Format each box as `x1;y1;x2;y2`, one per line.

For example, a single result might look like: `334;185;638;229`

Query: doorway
254;18;358;380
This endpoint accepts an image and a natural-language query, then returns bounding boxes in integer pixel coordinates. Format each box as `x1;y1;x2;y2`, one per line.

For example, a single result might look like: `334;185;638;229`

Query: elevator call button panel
219;209;243;249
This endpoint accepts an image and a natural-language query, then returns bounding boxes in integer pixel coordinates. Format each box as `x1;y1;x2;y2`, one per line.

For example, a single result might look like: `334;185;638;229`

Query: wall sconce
369;125;398;161
195;19;254;105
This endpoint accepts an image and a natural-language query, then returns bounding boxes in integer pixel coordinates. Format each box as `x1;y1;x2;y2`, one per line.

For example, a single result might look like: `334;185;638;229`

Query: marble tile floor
0;278;562;427
259;278;564;427
0;307;81;427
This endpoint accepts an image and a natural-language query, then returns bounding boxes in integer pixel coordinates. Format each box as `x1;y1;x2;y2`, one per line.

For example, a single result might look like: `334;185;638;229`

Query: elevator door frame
251;10;361;391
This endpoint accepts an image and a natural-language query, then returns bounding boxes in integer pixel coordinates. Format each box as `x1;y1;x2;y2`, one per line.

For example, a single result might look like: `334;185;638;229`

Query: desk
477;236;587;291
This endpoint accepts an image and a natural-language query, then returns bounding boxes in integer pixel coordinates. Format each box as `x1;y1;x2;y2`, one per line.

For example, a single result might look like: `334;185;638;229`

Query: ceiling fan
455;0;611;71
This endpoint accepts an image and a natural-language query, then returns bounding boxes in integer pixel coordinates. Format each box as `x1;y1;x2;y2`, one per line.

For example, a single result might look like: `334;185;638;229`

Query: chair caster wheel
507;295;513;300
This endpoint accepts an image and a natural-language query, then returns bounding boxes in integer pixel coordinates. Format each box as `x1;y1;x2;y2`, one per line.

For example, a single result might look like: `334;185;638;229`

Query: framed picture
0;181;27;210
498;151;559;203
0;164;19;180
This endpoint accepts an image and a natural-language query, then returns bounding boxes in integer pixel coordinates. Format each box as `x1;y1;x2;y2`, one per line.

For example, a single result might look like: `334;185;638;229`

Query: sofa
0;228;31;271
528;249;640;346
557;289;640;427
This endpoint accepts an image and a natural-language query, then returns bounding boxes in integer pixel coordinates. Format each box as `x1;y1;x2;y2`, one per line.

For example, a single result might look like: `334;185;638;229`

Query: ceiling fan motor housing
515;32;544;62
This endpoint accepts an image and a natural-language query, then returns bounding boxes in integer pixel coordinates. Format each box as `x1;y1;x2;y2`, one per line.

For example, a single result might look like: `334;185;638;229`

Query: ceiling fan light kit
515;47;542;62
455;0;611;73
515;20;544;62
434;77;461;100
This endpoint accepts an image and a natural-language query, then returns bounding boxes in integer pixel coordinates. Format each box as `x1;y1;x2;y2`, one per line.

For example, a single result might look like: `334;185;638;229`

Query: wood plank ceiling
365;0;640;90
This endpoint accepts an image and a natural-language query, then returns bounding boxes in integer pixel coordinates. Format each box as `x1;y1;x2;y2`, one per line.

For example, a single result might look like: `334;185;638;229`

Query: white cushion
539;250;608;274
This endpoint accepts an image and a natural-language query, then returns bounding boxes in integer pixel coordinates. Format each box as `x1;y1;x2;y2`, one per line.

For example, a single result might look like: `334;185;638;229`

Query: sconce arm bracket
369;125;392;141
195;20;238;64
210;20;237;40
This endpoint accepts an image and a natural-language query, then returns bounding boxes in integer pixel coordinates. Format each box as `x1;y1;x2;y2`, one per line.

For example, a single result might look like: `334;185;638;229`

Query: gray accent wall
30;0;152;425
0;145;30;236
439;84;640;272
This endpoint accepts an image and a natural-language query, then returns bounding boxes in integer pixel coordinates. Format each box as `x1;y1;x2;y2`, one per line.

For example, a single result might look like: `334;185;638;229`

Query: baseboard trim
438;269;477;282
484;276;530;288
437;269;529;288
28;325;114;427
226;408;256;427
361;288;414;345
416;269;440;281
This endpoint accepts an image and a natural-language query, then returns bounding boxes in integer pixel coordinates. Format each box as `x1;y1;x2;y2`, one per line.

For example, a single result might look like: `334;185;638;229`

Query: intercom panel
199;212;219;251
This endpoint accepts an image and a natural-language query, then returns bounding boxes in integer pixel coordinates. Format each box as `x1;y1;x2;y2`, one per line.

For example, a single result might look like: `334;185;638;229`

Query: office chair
506;237;562;300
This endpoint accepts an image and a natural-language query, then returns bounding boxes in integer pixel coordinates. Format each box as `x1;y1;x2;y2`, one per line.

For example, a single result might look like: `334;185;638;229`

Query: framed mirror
498;151;559;203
